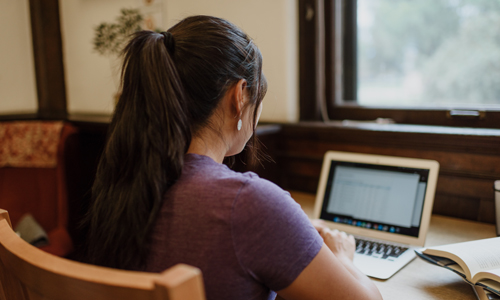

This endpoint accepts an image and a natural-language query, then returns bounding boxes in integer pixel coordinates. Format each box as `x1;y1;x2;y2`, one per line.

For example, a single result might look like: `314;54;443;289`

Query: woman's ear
232;79;248;116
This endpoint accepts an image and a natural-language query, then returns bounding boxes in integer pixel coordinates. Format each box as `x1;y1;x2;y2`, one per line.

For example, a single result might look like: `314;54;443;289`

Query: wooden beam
29;0;67;119
299;0;324;121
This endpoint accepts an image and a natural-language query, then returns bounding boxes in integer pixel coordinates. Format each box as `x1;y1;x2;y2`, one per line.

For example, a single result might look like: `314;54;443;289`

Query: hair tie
161;31;175;54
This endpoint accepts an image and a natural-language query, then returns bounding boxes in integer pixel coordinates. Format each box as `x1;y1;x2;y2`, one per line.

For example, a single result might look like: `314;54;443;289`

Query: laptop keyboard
355;238;408;260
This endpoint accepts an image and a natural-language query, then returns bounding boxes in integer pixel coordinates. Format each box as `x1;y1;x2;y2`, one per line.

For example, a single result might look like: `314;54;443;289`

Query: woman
86;15;382;300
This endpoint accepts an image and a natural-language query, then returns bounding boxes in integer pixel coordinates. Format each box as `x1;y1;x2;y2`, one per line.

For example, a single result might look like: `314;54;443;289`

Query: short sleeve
231;177;323;292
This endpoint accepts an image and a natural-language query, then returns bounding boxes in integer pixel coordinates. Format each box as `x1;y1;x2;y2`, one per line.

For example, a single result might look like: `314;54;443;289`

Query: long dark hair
86;16;267;270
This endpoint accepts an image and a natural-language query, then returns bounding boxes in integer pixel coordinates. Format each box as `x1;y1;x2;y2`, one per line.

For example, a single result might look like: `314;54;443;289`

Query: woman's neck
187;134;227;164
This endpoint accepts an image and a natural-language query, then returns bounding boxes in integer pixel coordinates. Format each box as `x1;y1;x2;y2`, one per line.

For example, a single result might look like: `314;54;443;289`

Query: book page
476;270;500;287
424;237;500;281
448;264;466;276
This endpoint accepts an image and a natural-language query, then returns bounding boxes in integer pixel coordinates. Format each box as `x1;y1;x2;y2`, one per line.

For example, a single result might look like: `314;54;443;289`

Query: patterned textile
0;121;63;168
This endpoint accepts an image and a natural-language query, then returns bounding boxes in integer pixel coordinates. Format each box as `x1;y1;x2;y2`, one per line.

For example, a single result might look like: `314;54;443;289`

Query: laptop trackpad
353;249;416;280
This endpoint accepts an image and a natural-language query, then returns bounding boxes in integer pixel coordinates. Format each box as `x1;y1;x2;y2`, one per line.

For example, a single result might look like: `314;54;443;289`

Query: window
299;0;500;128
357;0;500;107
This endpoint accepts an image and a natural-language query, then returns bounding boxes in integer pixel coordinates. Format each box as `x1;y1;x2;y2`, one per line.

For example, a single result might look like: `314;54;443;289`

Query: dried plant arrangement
93;8;143;57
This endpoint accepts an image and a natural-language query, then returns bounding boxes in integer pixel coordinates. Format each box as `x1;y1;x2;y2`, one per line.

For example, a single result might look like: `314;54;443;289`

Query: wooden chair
0;209;206;300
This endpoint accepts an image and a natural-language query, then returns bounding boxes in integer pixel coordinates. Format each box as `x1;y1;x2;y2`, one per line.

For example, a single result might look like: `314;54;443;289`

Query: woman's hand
319;228;356;261
310;219;356;262
310;219;329;232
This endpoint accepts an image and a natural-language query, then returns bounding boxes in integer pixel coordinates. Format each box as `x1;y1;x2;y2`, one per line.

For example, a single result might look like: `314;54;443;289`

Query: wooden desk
290;191;497;300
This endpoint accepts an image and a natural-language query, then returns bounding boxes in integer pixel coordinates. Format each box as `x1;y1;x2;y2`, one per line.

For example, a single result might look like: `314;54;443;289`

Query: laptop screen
319;160;430;238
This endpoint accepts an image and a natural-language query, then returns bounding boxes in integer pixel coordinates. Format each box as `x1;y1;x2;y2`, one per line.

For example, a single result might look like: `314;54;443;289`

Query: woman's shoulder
224;171;297;220
239;173;288;199
186;153;291;202
185;153;264;182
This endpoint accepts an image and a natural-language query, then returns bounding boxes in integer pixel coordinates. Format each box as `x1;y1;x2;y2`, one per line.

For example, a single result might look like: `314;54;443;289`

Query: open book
415;237;500;298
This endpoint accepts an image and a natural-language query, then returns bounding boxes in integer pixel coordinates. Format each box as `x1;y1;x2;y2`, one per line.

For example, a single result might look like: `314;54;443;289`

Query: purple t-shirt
145;154;323;300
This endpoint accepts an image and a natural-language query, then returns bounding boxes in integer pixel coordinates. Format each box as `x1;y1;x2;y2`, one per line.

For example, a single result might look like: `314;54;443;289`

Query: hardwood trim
328;106;500;129
341;0;356;101
280;121;500;154
325;0;343;106
0;113;38;121
299;0;323;121
29;0;67;119
315;0;327;121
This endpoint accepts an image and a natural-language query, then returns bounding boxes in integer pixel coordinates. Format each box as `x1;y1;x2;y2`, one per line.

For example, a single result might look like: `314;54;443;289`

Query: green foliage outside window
358;0;500;106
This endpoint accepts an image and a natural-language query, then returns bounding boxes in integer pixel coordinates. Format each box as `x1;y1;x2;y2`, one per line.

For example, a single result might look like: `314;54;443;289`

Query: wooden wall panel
273;122;500;224
479;199;496;223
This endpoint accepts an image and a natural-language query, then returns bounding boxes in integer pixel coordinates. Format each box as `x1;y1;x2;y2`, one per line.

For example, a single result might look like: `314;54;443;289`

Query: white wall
0;0;38;114
59;0;298;122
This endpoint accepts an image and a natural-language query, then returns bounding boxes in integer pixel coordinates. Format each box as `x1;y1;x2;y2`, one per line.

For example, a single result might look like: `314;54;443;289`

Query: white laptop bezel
313;151;439;247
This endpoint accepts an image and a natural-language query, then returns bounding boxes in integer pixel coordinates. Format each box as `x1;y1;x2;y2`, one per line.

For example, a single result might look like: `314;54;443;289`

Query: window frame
299;0;500;129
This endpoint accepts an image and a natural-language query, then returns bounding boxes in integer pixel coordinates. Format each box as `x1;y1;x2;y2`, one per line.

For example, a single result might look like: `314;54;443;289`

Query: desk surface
290;191;496;300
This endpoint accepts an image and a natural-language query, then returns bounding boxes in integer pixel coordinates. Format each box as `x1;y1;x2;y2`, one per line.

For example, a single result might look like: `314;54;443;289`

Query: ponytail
86;31;190;270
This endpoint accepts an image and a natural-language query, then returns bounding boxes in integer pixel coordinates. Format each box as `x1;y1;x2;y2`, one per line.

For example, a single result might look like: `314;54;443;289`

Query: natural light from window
357;0;500;108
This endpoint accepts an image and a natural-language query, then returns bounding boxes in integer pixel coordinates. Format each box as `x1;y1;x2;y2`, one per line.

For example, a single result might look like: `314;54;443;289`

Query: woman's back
145;154;322;300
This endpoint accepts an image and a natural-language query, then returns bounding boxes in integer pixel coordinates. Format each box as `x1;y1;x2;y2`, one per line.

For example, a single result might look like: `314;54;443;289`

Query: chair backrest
0;209;206;300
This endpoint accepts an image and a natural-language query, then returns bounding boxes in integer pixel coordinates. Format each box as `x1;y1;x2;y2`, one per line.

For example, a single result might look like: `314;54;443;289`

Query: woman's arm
277;226;382;300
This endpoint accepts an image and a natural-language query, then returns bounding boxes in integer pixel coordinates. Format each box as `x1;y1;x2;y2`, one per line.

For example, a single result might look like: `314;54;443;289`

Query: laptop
313;151;439;279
